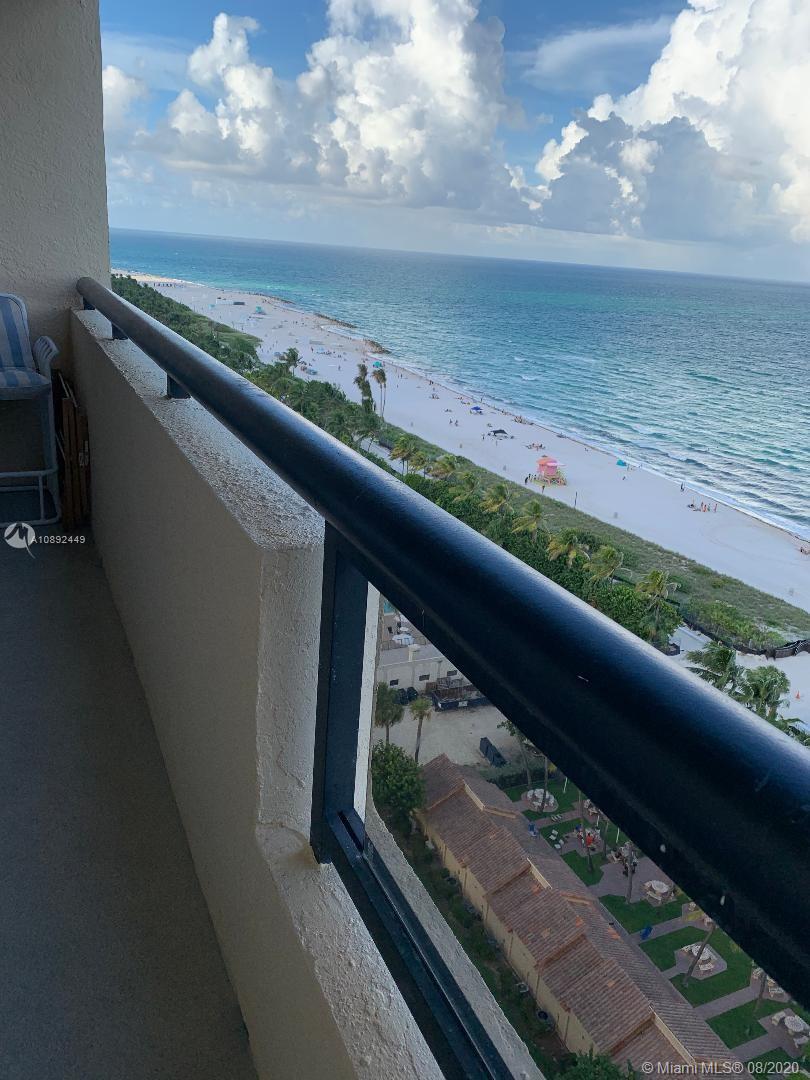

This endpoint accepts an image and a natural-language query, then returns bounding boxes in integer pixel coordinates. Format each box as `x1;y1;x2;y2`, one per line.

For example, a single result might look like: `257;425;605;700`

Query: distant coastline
110;232;810;540
114;266;809;550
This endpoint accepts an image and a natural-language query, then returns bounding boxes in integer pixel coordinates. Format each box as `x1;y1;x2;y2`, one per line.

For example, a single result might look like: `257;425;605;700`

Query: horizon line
108;225;810;291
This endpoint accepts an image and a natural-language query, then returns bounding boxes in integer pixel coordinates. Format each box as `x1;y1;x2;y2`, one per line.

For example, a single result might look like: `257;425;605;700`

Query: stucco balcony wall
69;309;441;1080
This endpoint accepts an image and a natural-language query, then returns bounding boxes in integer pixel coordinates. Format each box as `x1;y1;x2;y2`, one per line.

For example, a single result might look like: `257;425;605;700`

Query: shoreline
115;268;810;618
115;268;807;545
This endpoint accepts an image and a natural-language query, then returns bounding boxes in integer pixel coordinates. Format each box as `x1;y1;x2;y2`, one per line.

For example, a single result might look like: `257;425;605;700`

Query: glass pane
368;603;809;1076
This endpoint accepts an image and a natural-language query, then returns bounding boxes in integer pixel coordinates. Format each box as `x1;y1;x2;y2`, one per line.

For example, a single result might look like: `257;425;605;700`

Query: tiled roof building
417;755;737;1070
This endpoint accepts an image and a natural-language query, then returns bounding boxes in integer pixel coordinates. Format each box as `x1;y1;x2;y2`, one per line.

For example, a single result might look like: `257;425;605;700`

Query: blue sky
99;1;810;280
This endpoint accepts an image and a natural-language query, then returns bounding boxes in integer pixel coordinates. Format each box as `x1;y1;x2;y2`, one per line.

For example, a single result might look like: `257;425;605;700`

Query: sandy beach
113;271;810;724
130;272;810;618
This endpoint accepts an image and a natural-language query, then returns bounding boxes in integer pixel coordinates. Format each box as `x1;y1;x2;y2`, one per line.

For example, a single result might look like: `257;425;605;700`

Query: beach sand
115;272;810;723
135;273;810;617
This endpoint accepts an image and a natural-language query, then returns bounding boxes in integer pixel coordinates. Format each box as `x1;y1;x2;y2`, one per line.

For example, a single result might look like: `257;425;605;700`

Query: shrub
370;743;425;829
449;896;475;929
684;599;784;650
468;922;497;961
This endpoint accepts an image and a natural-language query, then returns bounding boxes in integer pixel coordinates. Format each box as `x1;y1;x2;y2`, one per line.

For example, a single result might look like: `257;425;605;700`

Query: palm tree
353;362;374;413
353;361;369;391
390;435;418;474
351;410;382;450
371;367;387;417
635;569;678;643
451;471;481;504
409;451;430;474
587;545;624;584
687;641;743;693
635;568;677;603
498;718;533;790
374;683;404;745
411;695;433;764
578;794;594;874
772;715;810;747
512;499;545;542
547;529;590;569
429;454;463;481
277;346;300;372
736;665;790;722
323;406;352;442
481;482;512;516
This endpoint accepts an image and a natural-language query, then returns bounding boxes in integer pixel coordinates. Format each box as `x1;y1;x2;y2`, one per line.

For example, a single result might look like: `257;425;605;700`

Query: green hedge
683;599;784;651
405;474;679;644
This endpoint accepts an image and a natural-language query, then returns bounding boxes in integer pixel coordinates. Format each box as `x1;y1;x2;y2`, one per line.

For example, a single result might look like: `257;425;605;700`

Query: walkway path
524;792;803;1063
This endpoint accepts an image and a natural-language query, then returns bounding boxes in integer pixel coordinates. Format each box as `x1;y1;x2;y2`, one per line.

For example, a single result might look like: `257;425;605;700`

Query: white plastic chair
0;293;60;523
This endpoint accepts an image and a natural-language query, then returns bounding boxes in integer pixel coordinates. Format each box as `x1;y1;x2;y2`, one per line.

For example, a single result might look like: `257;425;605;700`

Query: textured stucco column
69;311;442;1080
0;0;109;352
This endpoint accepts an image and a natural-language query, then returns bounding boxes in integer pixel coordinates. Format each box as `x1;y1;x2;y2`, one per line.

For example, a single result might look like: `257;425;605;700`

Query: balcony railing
77;277;810;1077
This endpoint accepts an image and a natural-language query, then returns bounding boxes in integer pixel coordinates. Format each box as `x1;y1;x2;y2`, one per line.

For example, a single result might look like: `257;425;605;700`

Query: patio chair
770;1011;786;1025
0;293;59;524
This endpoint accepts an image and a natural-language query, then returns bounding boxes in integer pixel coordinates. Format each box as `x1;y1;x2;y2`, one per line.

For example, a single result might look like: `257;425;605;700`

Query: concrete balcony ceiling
0;531;257;1080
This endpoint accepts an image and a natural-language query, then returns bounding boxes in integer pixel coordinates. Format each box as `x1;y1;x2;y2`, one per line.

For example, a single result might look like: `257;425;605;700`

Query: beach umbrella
616;459;628;467
471;405;483;413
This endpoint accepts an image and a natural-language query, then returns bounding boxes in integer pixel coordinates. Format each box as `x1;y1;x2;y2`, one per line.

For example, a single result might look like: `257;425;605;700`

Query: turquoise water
110;229;810;536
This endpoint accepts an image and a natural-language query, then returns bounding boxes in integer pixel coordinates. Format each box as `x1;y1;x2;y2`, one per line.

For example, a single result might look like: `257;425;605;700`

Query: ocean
109;229;810;536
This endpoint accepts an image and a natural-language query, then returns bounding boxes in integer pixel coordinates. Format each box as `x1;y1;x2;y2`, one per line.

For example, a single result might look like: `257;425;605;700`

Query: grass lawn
503;776;579;814
545;777;582;813
117;275;810;646
746;1050;793;1066
378;429;810;644
671;928;753;1005
600;894;686;934
563;850;605;885
524;809;543;821
598;822;632;848
640;927;704;970
708;999;784;1048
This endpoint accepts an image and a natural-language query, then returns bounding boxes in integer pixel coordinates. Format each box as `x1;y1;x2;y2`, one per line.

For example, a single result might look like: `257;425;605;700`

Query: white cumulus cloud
537;0;810;244
102;65;148;133
117;4;525;215
102;1;810;255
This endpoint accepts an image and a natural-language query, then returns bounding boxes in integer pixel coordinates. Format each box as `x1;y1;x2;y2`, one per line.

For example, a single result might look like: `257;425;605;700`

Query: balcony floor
0;530;258;1079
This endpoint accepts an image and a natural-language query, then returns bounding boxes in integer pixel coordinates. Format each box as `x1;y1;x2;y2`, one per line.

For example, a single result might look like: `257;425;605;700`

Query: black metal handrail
77;277;810;1013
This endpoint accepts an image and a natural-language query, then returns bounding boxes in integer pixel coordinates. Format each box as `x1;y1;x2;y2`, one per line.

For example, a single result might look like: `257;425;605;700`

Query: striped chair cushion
0;294;35;371
0;367;50;399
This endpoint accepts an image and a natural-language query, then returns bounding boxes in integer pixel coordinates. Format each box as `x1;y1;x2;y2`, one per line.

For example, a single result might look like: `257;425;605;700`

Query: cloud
187;13;259;88
114;5;527;216
102;2;810;255
522;16;673;95
102;31;191;93
536;0;810;245
102;65;148;133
